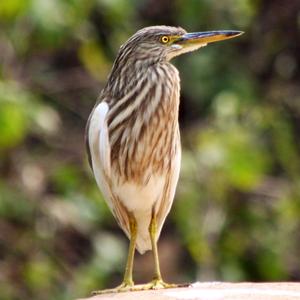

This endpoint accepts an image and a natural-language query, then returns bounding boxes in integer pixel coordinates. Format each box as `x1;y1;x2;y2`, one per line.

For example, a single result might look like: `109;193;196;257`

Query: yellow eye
160;36;169;44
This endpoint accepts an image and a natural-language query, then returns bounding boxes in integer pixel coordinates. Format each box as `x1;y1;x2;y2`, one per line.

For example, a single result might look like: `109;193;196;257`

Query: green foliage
0;82;31;149
1;0;300;299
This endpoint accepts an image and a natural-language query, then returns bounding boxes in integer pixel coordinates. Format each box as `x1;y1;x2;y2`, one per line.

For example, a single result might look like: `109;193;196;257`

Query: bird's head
119;25;243;64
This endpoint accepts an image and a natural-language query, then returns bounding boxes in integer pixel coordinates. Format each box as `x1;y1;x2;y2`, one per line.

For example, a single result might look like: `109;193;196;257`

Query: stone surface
78;282;300;300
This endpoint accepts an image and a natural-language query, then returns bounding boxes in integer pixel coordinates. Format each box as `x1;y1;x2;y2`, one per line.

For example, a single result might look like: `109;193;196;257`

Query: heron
86;25;243;294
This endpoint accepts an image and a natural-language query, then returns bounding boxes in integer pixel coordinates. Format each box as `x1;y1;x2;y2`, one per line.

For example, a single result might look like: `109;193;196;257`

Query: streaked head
119;25;243;63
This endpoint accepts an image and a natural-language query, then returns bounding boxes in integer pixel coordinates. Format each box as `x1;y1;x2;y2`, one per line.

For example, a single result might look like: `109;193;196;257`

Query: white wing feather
88;102;112;205
88;102;130;238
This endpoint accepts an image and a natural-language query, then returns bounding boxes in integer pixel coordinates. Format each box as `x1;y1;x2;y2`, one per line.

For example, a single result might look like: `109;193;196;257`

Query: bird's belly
112;173;165;213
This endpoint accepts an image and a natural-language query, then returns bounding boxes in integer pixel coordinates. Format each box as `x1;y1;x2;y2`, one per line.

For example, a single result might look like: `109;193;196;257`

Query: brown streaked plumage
85;25;243;293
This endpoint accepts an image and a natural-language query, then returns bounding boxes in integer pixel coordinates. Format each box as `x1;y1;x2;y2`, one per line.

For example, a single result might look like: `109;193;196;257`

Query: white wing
88;102;130;237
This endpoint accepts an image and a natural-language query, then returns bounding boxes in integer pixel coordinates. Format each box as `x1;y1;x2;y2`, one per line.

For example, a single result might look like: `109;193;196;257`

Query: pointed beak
176;30;243;46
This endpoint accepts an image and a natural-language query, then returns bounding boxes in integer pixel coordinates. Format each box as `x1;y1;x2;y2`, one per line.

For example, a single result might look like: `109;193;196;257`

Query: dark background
1;0;300;299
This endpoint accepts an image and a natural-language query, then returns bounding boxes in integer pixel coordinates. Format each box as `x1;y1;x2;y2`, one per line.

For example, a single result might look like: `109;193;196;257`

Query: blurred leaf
0;101;28;148
0;183;35;222
51;164;81;195
23;256;57;290
0;0;30;20
78;41;111;81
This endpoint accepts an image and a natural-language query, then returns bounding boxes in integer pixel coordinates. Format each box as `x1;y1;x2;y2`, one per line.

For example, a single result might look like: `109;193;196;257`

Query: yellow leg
149;214;162;282
143;213;177;289
122;215;137;286
91;213;187;295
138;214;189;290
92;214;137;295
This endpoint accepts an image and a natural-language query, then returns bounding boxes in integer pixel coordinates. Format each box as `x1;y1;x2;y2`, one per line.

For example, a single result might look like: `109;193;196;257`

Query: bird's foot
132;278;188;291
143;278;176;290
91;280;134;295
91;279;190;295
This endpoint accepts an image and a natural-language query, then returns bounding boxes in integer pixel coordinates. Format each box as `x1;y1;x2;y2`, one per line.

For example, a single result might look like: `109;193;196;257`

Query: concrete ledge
78;282;300;300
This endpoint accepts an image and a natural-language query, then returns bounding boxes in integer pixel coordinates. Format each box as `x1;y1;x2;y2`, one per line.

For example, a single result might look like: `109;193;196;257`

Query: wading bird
86;25;242;294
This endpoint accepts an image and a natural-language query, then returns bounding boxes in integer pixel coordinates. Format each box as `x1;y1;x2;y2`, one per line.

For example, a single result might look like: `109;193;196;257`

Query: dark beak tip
227;30;244;36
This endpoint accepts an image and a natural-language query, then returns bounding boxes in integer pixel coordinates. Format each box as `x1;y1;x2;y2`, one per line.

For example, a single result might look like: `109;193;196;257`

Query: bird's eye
160;36;169;44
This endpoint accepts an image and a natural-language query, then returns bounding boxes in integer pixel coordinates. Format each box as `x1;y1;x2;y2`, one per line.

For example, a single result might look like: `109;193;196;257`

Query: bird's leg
121;214;137;287
149;213;163;284
92;214;137;295
139;213;177;290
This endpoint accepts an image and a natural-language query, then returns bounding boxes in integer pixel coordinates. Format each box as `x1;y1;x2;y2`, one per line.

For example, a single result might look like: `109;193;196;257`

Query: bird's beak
176;30;243;47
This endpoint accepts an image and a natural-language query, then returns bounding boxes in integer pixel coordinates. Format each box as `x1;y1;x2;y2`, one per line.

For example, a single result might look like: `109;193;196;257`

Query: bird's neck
105;58;176;100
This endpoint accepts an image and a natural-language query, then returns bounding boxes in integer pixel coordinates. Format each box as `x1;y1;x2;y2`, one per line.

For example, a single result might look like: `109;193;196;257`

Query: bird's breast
108;63;181;185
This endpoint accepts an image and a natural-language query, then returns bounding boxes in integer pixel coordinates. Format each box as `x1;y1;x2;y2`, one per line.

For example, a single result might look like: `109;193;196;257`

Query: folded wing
88;102;130;237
